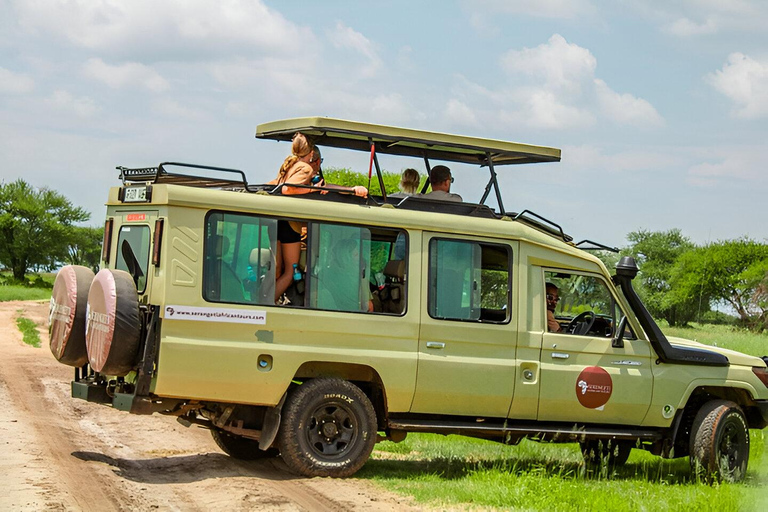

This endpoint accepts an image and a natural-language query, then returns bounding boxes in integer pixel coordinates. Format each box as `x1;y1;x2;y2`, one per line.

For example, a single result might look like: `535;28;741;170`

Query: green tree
671;239;768;329
0;179;90;281
624;229;697;326
66;225;104;272
322;167;423;196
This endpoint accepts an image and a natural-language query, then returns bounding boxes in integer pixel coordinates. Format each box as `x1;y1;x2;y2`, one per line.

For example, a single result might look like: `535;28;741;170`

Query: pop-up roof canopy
255;117;561;214
255;117;560;166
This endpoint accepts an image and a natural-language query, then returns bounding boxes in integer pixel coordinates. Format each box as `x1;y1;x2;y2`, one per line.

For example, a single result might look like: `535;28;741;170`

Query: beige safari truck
49;117;768;481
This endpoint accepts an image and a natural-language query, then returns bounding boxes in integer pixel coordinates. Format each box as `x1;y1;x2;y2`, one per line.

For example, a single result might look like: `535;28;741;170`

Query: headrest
383;259;405;279
250;247;274;270
211;235;229;257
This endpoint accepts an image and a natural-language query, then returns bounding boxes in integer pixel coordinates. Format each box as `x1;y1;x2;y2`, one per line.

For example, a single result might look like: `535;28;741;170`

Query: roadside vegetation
16;313;42;348
362;324;767;511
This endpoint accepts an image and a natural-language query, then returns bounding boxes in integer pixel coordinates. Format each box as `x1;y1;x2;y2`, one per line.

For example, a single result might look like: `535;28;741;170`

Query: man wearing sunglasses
424;165;463;202
546;282;561;332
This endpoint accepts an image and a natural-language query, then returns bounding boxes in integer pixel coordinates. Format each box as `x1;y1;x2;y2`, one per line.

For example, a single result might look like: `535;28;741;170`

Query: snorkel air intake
613;257;728;367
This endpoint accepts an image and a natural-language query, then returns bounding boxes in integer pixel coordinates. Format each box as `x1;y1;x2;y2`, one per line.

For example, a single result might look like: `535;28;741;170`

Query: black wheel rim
304;402;358;460
718;420;744;472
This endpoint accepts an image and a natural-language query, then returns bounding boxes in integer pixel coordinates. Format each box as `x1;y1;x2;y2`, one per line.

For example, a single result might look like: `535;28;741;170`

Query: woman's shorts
277;220;302;244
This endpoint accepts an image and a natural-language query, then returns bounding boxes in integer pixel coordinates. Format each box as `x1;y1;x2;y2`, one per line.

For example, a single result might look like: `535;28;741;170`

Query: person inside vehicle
390;168;420;198
546;282;561;332
270;134;368;303
423;165;462;202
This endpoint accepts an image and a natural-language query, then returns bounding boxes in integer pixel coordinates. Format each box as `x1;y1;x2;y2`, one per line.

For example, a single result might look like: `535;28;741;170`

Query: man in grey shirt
424;165;463;202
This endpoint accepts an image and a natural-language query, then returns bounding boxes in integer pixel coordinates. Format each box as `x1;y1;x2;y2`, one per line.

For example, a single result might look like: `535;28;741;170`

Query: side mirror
612;316;627;348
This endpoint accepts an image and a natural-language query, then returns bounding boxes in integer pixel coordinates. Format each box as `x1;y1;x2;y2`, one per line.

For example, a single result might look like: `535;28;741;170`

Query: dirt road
0;301;419;511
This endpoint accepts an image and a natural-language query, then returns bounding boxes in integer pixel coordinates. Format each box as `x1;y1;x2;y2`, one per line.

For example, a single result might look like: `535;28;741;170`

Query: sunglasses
546;294;560;302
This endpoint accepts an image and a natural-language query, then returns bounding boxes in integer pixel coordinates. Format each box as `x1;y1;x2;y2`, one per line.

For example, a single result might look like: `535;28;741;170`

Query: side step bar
387;417;663;442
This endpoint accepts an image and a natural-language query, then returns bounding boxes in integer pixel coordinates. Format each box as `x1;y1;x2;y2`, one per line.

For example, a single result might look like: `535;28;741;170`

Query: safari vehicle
49;117;768;481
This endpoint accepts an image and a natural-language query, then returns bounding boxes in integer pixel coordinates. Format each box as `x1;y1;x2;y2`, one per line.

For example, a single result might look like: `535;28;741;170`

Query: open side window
428;239;511;323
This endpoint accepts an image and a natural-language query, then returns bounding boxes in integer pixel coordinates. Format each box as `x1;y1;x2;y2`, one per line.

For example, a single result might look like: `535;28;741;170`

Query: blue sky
1;0;766;248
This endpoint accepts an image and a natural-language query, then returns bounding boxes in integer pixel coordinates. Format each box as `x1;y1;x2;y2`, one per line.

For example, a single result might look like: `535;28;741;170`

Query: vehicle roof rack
118;162;249;189
511;210;573;243
574;240;619;253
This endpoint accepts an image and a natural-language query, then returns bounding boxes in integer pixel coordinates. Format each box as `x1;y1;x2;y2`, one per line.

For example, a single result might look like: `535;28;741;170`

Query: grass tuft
16;315;42;348
0;285;52;302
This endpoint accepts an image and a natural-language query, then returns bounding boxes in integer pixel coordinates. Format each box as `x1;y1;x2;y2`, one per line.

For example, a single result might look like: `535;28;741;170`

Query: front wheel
689;400;749;482
278;378;377;478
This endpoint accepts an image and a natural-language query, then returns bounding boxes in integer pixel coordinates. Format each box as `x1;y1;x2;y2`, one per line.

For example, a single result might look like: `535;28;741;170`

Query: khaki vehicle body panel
104;182;768;424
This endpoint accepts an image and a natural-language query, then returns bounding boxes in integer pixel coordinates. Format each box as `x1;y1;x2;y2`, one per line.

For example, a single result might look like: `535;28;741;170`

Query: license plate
123;186;148;203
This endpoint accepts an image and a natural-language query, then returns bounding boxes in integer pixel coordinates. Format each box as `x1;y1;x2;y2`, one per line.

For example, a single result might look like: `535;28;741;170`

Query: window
203;211;407;314
428;239;511;323
308;223;406;314
545;271;632;338
204;212;277;304
115;225;151;292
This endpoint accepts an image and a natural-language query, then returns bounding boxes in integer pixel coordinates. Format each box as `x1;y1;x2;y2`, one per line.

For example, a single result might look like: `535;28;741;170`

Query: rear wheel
690;400;749;482
211;428;279;460
278;378;377;478
580;439;632;468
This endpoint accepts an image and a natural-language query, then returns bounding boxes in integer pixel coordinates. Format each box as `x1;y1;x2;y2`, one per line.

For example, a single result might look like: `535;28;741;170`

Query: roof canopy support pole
478;153;505;215
420;154;433;194
369;138;387;200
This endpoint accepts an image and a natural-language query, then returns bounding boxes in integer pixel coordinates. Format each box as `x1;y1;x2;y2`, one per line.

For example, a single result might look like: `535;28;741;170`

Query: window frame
427;236;513;324
115;224;152;293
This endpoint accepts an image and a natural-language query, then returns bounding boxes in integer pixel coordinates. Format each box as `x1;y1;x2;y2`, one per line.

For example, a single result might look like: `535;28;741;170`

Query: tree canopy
624;229;696;326
0;179;91;280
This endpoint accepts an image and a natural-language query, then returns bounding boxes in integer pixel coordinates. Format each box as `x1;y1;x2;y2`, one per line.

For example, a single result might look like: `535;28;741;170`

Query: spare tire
86;269;141;376
49;265;95;367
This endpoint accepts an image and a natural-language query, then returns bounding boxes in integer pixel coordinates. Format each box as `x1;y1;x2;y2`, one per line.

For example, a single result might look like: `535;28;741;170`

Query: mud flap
259;393;287;450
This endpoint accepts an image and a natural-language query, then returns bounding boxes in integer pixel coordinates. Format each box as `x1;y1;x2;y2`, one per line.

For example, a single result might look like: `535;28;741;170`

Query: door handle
551;352;569;359
426;341;445;349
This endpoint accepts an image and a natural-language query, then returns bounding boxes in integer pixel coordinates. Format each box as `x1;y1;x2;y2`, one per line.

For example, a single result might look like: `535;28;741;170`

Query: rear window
115;225;151;292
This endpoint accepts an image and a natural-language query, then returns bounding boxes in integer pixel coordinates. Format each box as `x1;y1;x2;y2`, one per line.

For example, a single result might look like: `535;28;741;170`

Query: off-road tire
49;265;95;367
689;400;749;483
580;439;632;468
277;378;377;478
85;269;141;376
211;428;279;460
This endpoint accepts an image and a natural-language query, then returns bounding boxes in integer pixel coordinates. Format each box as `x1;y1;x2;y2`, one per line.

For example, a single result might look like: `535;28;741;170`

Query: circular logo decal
575;366;613;409
662;404;675;419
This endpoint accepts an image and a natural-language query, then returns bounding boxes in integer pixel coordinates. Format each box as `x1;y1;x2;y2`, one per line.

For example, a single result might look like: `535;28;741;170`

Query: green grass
0;285;52;302
16;314;42;348
359;324;768;510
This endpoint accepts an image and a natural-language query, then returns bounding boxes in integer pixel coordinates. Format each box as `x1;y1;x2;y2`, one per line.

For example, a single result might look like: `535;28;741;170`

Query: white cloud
501;34;596;93
14;0;311;60
687;147;765;186
594;79;664;127
326;22;382;78
444;99;480;129
446;35;661;131
662;17;718;37
151;98;204;120
44;90;99;118
706;53;768;119
83;59;170;92
623;0;768;37
0;67;35;94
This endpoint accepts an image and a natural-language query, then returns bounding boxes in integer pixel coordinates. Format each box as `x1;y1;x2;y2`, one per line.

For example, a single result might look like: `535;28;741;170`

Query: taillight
102;218;113;263
152;218;164;266
752;366;768;388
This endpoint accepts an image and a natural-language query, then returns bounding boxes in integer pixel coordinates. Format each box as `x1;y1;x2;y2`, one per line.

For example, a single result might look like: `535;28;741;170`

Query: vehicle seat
246;247;275;303
380;259;405;314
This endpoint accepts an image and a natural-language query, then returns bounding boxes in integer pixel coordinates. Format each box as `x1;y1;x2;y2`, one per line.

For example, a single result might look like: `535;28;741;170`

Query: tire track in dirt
1;301;420;511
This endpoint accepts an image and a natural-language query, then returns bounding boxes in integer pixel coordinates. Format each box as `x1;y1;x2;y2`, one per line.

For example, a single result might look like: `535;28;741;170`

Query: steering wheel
566;311;596;336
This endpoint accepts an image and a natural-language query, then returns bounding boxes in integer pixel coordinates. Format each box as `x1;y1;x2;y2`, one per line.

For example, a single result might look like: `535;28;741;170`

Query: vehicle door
411;233;518;418
537;269;653;425
110;209;159;296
